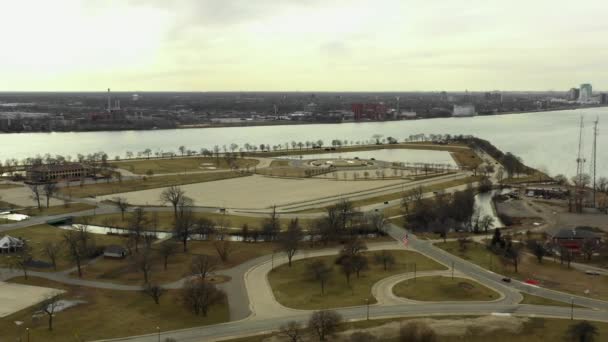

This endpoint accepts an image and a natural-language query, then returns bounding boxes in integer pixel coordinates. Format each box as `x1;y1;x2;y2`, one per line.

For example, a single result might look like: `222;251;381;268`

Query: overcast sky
1;0;607;91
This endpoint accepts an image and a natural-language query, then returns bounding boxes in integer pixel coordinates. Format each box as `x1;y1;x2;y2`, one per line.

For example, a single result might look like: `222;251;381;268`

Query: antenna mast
575;116;586;185
591;117;599;207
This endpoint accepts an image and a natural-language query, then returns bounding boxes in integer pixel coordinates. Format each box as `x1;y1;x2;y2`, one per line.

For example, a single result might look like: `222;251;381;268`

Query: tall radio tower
590;117;599;207
575;116;586;185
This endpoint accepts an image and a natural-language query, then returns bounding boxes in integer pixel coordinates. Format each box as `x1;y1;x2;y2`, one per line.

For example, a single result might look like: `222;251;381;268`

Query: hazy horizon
2;0;607;92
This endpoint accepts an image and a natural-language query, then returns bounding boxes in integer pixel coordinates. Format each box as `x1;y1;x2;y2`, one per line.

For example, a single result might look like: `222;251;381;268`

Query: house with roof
0;235;24;253
551;227;602;253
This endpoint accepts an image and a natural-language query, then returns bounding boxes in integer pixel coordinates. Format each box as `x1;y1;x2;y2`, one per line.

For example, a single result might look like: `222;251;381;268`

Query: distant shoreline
1;104;606;134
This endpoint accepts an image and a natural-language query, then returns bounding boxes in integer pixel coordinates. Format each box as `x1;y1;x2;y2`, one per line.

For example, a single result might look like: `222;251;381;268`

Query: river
1;107;606;178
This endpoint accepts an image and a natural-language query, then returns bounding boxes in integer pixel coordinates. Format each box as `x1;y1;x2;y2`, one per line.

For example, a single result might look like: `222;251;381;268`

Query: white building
452;104;476;117
579;83;593;103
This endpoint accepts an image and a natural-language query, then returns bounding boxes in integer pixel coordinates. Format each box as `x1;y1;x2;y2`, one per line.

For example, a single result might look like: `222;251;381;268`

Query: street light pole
157;326;160;342
571;298;574;320
26;328;29;342
366;298;370;320
452;261;455;280
414;263;417;282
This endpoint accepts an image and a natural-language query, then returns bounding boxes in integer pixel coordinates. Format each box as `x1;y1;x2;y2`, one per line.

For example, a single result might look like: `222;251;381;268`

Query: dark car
502;277;511;283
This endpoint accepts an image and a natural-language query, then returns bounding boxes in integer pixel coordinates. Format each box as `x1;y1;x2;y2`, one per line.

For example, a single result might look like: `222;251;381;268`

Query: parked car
501;277;511;283
585;270;601;276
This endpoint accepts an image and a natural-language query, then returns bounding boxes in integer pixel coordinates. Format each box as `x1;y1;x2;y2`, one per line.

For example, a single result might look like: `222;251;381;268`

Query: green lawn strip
59;171;247;198
112;156;259;175
0;183;22;189
519;293;584;308
75;211;311;232
0;224;126;272
1;277;228;342
435;241;608;301
268;250;447;310
392;275;500;301
16;203;97;216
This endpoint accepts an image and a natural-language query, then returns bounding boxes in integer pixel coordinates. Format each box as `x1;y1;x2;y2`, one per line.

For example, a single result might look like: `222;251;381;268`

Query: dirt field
0;282;64;317
0;186;64;207
97;175;407;209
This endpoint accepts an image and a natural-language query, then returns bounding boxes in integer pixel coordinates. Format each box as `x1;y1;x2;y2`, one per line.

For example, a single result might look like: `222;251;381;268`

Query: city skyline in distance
1;0;608;92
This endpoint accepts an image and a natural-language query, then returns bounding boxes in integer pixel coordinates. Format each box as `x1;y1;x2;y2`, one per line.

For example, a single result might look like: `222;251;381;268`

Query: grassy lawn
0;224;126;272
112;157;259;174
435;241;608;301
268;250;447;310
76;240;279;285
16;203;97;216
519;293;580;307
75;211;311;232
59;171;248;198
392;275;499;301
0;277;228;342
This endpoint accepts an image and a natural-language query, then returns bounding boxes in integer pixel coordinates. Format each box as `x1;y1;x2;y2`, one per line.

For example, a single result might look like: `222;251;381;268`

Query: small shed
103;245;127;259
0;235;24;253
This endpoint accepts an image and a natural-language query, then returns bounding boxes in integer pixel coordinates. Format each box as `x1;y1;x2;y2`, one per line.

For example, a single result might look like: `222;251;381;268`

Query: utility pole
591;117;599;207
575;116;586;213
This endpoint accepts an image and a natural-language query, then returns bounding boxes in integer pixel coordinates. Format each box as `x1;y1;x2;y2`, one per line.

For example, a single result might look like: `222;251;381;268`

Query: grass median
268;250;447;310
59;171;248;198
392;275;500;301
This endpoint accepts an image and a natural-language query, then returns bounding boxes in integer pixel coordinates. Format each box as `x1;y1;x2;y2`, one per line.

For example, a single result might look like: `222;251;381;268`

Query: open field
226;317;608;342
435;241;608;300
76;211;311;232
97;174;407;209
76;240;278;285
520;293;581;307
0;282;63;318
0;185;64;207
392;276;500;302
17;203;97;216
268;250;447;310
112;156;259;174
60;171;247;198
0;277;229;342
0;224;126;272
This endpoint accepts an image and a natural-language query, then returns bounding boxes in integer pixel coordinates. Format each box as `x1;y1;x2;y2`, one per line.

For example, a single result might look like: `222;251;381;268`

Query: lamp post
26;328;29;342
157;326;160;342
571;297;574;320
365;298;370;320
452;261;455;280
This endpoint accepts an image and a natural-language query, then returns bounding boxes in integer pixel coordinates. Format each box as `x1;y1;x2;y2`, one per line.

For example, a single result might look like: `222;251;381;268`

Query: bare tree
181;279;225;316
174;196;195;252
308;260;332;295
28;183;42;210
129;207;148;253
40;295;61;331
190;254;219;280
342;237;368;257
374;250;395;271
279;321;303;342
113;197;129;221
10;243;32;279
42;182;58;208
158;242;178;270
63;227;90;278
132;249;153;284
213;239;235;262
160;186;186;219
43;241;62;271
351;255;369;278
142;283;166;304
399;321;437;342
279;218;304;267
308;310;342;341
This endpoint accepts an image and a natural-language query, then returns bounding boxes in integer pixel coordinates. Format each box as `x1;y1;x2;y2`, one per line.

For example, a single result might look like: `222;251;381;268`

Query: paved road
93;223;608;342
